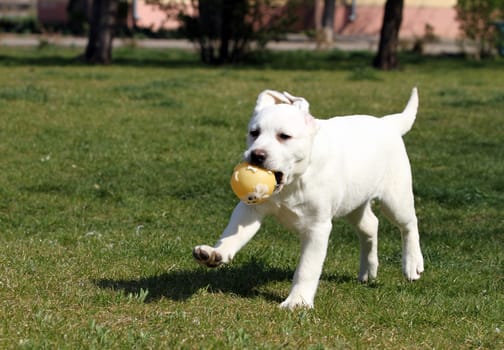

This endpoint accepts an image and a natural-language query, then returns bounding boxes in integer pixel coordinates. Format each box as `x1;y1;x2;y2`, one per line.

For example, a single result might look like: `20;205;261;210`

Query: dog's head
243;90;319;193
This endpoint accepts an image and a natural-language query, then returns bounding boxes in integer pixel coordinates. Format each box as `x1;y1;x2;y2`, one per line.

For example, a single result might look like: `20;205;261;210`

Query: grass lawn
0;46;503;349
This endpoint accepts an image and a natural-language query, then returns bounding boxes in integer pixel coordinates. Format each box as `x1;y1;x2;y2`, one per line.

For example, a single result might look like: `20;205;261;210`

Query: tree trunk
373;0;404;70
197;0;217;64
85;0;119;64
219;0;232;64
321;0;335;43
67;0;91;35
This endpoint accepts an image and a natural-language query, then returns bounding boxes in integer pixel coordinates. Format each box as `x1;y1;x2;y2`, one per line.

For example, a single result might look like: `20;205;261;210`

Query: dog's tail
383;87;418;136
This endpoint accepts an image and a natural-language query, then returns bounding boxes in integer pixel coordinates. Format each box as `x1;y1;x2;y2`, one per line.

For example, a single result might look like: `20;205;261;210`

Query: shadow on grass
0;51;200;69
95;258;354;304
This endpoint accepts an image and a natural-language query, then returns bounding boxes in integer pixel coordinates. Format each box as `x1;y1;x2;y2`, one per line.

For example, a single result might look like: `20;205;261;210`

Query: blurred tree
315;0;336;48
322;0;335;43
67;0;90;35
373;0;403;70
456;0;504;58
173;0;295;64
84;0;119;64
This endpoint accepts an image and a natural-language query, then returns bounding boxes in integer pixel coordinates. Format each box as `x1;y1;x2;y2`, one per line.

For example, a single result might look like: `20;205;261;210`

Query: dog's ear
283;92;310;114
254;90;311;116
254;90;291;113
282;92;317;130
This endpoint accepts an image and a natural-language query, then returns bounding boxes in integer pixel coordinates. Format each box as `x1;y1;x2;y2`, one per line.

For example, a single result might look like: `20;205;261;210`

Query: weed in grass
0;84;48;102
226;328;251;347
87;319;113;348
347;66;382;81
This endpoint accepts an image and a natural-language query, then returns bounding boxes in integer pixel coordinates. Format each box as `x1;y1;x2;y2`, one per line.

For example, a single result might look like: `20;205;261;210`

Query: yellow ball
230;162;276;205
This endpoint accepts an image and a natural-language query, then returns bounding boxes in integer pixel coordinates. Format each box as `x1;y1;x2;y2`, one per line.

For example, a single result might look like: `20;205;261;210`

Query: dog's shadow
94;259;354;304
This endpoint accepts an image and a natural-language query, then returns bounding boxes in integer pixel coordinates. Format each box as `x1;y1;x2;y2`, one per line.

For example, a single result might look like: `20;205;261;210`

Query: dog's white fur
193;88;424;309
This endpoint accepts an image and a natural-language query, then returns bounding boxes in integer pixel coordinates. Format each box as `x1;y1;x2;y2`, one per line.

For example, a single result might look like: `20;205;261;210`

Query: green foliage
456;0;504;57
175;0;297;64
0;47;503;349
0;17;40;34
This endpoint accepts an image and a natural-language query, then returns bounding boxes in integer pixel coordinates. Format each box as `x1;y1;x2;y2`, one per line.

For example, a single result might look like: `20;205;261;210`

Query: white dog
193;88;424;309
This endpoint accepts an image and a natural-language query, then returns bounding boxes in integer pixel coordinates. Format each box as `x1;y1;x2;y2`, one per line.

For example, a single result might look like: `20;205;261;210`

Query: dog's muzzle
249;149;284;192
250;149;267;166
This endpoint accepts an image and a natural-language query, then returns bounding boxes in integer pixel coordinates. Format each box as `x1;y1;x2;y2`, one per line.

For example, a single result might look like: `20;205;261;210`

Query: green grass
0;45;503;349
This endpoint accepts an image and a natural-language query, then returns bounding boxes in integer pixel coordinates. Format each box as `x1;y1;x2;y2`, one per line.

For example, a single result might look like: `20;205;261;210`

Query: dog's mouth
273;171;284;192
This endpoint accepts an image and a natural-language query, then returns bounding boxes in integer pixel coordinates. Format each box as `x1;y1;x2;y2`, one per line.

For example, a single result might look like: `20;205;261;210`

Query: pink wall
35;0;461;40
134;2;460;40
335;5;460;39
134;1;195;31
38;0;68;24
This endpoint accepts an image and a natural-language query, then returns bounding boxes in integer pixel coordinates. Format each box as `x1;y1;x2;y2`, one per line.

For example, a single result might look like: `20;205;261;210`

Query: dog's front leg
193;202;263;268
280;221;332;309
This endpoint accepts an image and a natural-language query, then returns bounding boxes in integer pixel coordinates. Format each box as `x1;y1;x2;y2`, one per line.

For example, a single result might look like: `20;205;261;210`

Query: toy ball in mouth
230;162;276;205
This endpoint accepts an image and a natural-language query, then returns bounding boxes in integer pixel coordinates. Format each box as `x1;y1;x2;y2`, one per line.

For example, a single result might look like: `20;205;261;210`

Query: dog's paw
403;252;424;281
192;245;223;268
358;270;376;283
279;294;314;310
358;261;378;283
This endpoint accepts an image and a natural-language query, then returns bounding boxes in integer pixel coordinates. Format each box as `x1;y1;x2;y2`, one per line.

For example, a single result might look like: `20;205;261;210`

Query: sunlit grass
0;46;502;349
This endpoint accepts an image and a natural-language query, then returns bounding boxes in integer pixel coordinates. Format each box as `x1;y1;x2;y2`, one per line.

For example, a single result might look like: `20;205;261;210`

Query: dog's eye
278;133;292;141
249;129;260;138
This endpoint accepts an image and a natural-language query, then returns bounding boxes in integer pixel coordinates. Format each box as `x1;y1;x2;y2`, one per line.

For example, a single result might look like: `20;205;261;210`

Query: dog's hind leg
346;202;379;282
380;184;424;281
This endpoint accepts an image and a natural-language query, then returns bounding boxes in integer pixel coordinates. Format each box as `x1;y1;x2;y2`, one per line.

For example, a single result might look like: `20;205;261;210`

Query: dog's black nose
250;149;267;166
